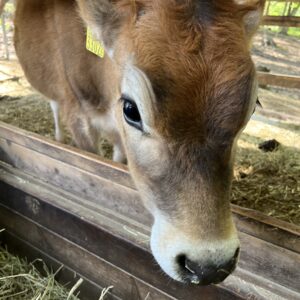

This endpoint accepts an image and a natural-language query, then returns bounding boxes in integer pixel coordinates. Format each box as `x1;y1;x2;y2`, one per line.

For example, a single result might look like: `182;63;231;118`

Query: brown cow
14;0;265;285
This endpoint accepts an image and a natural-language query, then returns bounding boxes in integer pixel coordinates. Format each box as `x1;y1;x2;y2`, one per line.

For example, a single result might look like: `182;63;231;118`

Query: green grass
288;26;300;36
266;1;300;16
264;25;300;37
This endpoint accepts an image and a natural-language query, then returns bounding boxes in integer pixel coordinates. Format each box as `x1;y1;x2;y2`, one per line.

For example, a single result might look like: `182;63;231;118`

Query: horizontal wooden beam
262;16;300;27
258;71;300;89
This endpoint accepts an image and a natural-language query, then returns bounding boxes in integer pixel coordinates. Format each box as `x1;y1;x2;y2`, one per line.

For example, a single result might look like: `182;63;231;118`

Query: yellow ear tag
86;27;105;58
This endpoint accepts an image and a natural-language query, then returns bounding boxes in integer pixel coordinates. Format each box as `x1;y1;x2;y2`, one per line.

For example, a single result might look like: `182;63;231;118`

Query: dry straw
232;119;300;225
0;246;113;300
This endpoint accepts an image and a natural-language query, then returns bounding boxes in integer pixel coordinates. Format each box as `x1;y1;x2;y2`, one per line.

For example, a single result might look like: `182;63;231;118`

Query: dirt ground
0;23;299;225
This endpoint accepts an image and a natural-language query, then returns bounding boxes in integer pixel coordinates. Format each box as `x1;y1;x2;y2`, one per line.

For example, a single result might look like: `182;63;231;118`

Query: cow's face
77;0;264;284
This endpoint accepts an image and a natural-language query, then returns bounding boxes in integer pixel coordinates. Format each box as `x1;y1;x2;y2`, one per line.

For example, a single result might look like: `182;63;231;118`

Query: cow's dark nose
177;248;240;285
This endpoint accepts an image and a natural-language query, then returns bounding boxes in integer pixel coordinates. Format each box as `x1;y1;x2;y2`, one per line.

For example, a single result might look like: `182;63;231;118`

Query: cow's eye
122;96;143;131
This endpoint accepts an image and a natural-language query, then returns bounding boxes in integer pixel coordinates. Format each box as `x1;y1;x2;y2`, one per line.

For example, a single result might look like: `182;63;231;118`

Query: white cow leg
113;142;126;164
50;100;64;142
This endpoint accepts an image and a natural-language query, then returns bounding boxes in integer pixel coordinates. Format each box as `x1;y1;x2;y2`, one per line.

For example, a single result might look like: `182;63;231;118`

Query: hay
232;118;300;225
0;247;81;299
0;245;114;300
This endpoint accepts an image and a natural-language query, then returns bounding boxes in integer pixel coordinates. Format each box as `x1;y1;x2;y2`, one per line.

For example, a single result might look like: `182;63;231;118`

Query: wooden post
1;13;9;60
282;0;290;16
263;1;271;46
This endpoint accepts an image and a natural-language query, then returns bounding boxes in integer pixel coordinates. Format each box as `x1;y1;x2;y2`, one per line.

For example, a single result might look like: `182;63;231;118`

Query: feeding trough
0;121;299;299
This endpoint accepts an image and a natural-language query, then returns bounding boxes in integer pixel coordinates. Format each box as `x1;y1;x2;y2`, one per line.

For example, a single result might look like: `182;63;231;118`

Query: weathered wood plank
232;205;300;253
0;121;134;189
0;162;150;249
258;72;300;89
238;231;300;293
224;268;300;300
0;136;150;226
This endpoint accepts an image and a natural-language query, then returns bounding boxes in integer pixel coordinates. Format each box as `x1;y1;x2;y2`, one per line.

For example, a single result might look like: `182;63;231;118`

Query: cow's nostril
177;254;201;284
176;248;240;285
176;254;186;270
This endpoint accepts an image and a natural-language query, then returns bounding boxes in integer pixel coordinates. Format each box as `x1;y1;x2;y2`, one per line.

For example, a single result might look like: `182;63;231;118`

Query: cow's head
77;0;265;285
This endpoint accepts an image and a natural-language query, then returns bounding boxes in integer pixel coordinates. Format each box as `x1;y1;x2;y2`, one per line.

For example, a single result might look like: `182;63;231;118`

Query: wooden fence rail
263;16;300;27
258;72;300;89
260;0;300;89
0;122;299;300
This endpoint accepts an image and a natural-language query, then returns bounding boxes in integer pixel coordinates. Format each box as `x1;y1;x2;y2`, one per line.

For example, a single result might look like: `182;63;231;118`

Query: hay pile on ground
232;118;300;225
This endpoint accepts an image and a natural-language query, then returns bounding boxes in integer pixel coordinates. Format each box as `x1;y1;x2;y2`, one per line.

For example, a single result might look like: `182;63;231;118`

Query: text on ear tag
86;28;105;58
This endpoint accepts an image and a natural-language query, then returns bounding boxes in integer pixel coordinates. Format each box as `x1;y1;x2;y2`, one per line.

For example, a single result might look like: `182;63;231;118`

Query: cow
14;0;265;285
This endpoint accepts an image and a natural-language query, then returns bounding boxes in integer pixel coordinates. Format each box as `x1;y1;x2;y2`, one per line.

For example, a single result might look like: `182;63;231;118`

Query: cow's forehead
121;0;256;142
129;0;253;95
131;41;254;144
148;67;254;146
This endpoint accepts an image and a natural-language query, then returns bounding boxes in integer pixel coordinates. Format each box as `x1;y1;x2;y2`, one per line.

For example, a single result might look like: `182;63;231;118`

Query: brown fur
129;1;256;141
14;0;121;152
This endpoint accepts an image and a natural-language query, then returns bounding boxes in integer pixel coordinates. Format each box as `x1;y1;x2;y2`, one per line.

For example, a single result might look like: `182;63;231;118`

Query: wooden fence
263;0;300;27
263;15;300;27
259;0;300;88
0;121;299;300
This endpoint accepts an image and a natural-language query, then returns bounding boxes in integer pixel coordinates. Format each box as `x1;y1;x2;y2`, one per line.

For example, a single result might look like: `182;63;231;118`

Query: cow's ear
235;0;266;40
76;0;133;57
